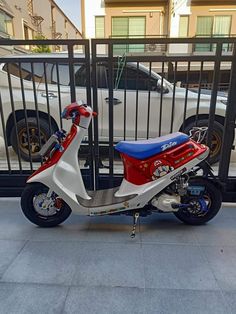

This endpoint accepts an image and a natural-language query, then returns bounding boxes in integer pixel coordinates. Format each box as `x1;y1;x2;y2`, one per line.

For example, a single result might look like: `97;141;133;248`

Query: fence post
206;41;222;148
218;44;236;182
68;43;76;102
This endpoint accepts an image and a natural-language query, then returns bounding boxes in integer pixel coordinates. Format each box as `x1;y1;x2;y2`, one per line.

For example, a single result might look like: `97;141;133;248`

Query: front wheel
21;183;72;227
174;177;222;225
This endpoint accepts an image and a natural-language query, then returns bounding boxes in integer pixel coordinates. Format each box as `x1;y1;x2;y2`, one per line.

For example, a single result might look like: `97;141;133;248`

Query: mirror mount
156;79;169;94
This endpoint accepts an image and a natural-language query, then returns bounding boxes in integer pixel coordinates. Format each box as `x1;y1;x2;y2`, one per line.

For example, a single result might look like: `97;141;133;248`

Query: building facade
81;0;169;54
82;0;236;52
0;0;82;54
81;0;236;89
170;0;236;52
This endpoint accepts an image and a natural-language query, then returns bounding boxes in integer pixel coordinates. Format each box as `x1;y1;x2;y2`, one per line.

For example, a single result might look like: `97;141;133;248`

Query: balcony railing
105;0;167;3
193;35;236;53
191;0;236;4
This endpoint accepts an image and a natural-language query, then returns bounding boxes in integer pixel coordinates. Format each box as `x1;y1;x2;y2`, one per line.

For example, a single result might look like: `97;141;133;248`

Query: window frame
111;16;146;54
179;15;189;38
95;16;105;38
195;15;232;52
0;9;14;37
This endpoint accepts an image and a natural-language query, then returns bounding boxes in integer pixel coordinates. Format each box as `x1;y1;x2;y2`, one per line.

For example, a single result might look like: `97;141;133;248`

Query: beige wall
7;0;36;39
189;5;236;37
1;0;82;54
105;4;168;38
33;1;52;38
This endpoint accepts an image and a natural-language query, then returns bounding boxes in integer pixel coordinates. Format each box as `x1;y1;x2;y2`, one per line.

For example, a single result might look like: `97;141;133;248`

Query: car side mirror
157;79;169;94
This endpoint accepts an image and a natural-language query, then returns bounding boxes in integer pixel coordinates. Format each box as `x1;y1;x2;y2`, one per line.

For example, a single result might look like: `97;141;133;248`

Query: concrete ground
0;199;236;313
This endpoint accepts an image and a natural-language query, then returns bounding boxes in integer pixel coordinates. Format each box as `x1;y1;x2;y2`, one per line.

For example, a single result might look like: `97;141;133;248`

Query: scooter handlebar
62;102;97;120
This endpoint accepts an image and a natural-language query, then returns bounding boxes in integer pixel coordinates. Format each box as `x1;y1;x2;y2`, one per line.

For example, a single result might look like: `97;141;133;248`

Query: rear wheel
21;183;72;227
174;177;222;225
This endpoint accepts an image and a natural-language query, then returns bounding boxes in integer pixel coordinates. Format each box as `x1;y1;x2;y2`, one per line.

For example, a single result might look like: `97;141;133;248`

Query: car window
51;63;86;87
2;62;51;83
117;67;158;91
101;63;158;91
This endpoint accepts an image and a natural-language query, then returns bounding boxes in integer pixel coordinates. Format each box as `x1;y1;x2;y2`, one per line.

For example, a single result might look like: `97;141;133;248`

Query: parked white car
0;53;228;163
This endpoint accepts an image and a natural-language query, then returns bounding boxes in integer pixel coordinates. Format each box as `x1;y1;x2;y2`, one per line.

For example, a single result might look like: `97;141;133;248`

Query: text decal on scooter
161;141;177;151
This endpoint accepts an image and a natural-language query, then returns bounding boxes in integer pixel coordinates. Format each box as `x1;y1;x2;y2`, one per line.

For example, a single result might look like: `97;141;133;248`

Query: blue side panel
115;132;189;159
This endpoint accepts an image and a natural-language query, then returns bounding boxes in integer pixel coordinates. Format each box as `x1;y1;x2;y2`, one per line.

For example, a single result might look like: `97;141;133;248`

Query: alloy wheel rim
18;127;48;155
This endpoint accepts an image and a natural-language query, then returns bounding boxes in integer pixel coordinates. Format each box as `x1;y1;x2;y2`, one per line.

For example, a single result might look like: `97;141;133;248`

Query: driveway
0;198;236;313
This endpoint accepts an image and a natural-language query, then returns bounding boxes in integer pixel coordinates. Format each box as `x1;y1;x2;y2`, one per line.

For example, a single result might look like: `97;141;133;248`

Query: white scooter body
27;105;209;216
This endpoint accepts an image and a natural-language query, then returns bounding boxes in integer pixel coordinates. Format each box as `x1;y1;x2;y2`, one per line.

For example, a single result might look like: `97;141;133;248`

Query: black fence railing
0;37;236;200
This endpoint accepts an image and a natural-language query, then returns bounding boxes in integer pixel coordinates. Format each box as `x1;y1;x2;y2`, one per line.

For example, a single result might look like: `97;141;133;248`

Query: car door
37;62;103;137
101;63;175;142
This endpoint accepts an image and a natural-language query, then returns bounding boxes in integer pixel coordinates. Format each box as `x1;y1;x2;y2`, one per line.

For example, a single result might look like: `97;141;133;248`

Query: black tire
174;177;222;225
182;119;223;164
21;183;72;227
10;117;57;162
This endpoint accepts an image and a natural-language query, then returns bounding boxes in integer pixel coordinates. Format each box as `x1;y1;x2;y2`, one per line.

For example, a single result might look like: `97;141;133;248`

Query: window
95;16;105;38
195;15;232;52
112;17;146;54
179;16;189;37
2;62;49;83
0;10;14;37
23;24;34;39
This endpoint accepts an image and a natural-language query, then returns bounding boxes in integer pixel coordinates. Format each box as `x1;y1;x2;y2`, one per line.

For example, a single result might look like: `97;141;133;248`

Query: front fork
40;189;55;209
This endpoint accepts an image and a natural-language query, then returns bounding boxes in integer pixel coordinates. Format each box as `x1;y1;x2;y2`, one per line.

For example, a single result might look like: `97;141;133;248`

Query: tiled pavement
0;198;236;314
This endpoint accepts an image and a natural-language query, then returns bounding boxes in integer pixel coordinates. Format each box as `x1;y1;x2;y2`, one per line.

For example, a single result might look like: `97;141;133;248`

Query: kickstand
131;212;140;238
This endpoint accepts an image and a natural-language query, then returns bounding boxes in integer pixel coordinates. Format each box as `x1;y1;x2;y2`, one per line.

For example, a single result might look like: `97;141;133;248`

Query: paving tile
145;288;229;314
143;244;219;290
1;241;84;285
222;291;236;314
202;246;236;290
0;197;21;214
217;205;236;220
0;209;35;241
30;214;90;242
192;218;236;246
140;214;197;245
72;242;145;288
30;214;140;243
0;240;26;277
0;282;68;314
87;215;141;243
63;286;145;314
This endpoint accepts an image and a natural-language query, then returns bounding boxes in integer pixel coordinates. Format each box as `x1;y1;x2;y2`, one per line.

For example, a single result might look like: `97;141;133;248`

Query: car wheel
10;117;57;162
182;119;223;164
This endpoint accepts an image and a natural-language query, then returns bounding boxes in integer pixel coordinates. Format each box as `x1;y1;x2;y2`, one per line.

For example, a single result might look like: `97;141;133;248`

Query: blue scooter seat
115;132;189;159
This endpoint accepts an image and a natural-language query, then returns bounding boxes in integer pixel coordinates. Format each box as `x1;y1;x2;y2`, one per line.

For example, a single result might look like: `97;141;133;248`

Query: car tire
10;117;57;162
182;119;223;164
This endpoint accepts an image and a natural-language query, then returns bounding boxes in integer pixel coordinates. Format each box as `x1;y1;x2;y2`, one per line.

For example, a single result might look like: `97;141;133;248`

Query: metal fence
0;38;236;200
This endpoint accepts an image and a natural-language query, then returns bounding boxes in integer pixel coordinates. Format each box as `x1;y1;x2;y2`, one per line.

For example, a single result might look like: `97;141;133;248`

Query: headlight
220;100;227;105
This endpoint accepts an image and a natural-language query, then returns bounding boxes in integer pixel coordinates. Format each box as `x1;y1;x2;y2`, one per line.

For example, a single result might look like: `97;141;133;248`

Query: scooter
21;101;222;237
